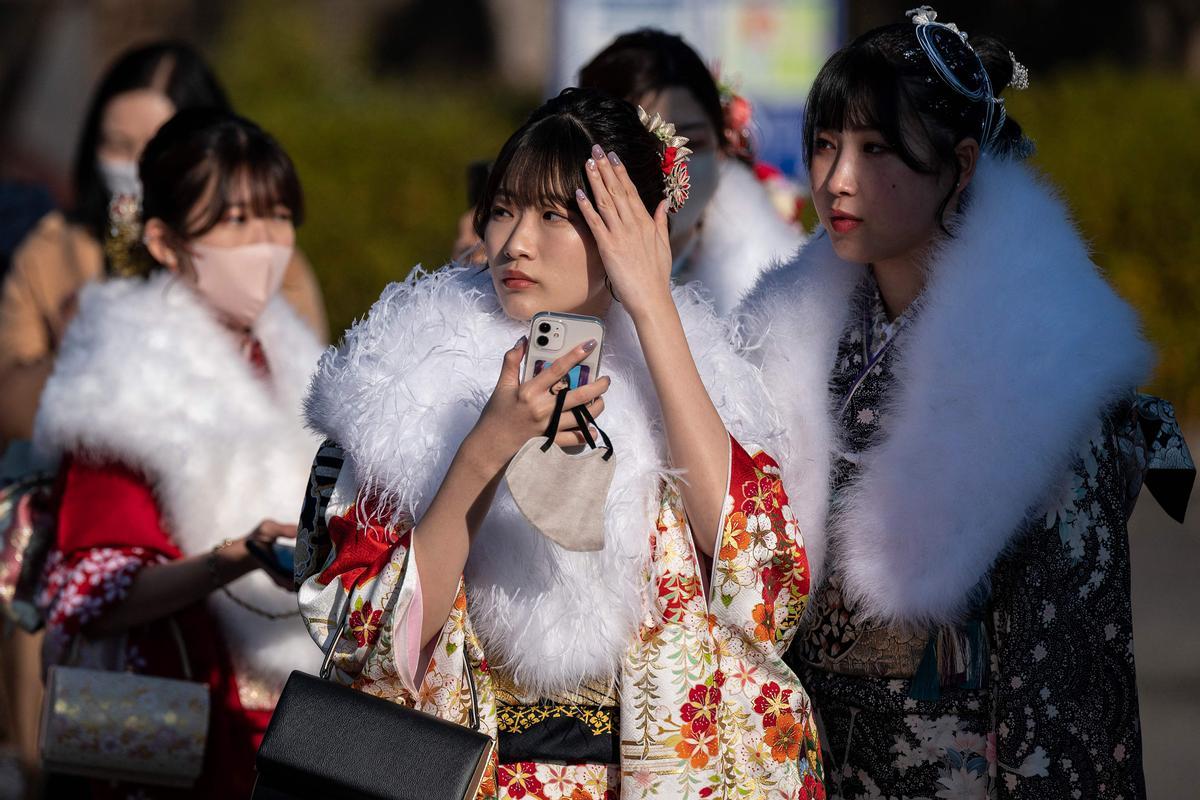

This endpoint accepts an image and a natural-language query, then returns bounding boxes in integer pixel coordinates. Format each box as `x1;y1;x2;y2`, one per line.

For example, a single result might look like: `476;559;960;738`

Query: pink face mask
189;242;291;328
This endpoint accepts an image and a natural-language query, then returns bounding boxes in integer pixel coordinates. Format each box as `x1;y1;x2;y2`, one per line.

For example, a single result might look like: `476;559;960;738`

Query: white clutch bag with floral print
38;621;210;787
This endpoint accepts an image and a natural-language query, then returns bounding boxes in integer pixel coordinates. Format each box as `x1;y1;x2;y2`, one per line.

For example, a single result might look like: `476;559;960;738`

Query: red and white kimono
296;266;826;799
34;273;324;797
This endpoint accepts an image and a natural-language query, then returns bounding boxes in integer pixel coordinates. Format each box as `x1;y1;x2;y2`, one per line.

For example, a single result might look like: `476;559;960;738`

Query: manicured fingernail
575;188;587;201
582;339;597;353
607;151;621;166
517;335;527;346
586;158;597;172
591;144;605;159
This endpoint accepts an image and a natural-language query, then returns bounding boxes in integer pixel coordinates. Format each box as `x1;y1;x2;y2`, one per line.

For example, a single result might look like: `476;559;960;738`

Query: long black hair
472;88;663;238
71;41;231;239
137;108;303;270
804;22;1030;223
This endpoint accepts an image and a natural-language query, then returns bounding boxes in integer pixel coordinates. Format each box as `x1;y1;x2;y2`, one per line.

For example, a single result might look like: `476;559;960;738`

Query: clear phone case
522;311;604;390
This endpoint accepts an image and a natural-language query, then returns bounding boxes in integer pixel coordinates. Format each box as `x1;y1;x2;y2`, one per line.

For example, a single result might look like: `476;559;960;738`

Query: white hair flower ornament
638;105;692;213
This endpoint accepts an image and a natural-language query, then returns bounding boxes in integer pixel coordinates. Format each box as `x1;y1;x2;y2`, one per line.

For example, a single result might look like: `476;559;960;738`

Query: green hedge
216;3;1199;422
214;1;533;339
1010;69;1200;423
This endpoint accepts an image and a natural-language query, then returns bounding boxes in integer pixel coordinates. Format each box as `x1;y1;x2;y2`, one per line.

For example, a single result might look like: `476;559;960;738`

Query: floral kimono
738;156;1195;799
799;278;1191;799
296;266;825;799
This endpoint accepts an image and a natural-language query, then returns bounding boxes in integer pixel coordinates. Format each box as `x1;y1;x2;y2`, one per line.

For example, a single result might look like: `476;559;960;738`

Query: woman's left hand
576;144;673;320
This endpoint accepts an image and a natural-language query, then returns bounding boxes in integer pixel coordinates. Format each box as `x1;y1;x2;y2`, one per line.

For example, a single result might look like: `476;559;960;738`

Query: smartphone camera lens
538;322;551;334
535;335;550;347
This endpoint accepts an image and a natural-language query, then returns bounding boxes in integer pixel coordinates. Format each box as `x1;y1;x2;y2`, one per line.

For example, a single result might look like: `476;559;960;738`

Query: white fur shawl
678;159;806;315
34;274;325;689
736;156;1152;627
305;265;783;693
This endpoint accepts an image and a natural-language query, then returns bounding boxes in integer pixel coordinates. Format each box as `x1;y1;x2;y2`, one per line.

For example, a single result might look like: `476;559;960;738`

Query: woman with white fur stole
737;9;1193;800
297;89;826;799
32;110;325;797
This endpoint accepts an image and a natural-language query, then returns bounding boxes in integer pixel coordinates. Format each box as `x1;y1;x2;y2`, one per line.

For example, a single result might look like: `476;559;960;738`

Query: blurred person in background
739;8;1194;798
0;184;54;278
578;28;805;314
0;41;329;449
0;42;328;796
33;109;324;798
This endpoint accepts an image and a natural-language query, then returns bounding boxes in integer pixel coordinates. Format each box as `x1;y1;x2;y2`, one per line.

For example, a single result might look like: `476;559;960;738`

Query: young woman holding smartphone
298;88;825;798
34;109;324;797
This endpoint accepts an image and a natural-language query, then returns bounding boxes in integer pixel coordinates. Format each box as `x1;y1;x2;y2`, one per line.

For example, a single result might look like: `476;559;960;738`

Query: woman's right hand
464;337;610;473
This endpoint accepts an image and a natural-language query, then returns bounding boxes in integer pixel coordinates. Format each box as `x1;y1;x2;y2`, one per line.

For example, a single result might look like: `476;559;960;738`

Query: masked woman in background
298;88;825;798
34;109;324;798
0;41;328;446
739;8;1194;798
578;28;805;314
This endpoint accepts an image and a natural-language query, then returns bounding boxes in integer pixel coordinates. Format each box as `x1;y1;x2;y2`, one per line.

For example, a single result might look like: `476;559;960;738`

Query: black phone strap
540;389;614;461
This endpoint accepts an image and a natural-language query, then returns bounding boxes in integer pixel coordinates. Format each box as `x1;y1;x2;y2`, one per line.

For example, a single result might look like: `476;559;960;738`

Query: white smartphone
522;311;604;390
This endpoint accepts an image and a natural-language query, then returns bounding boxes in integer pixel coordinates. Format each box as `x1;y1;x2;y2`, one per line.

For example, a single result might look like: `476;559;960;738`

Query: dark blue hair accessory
905;6;1026;152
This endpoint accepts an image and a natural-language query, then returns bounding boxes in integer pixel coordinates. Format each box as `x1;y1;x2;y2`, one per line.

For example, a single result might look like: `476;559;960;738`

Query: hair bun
970;35;1015;95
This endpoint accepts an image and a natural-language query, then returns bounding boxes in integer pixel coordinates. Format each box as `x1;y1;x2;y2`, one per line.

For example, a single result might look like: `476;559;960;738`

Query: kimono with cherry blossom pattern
298;436;826;800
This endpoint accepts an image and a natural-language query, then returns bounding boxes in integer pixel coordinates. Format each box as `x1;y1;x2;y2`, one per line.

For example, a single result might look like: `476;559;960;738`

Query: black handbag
252;578;494;800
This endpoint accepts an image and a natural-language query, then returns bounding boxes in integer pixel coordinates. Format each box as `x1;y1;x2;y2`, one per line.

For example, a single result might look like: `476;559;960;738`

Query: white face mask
667;149;719;255
97;157;142;200
504;395;616;552
189;242;291;328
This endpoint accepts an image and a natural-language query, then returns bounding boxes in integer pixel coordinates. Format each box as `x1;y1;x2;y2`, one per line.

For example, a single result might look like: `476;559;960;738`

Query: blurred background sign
552;0;844;177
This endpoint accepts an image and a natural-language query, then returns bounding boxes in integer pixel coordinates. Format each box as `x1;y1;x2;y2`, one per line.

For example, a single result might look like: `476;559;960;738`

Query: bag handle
318;568;366;681
318;559;485;732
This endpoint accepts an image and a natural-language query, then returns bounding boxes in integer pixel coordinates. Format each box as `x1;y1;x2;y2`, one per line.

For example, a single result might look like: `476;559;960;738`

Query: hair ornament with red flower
637;105;692;214
715;68;756;163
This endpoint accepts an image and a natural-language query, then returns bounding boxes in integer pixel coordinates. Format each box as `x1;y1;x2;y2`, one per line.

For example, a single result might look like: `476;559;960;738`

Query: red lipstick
501;269;537;290
829;209;862;234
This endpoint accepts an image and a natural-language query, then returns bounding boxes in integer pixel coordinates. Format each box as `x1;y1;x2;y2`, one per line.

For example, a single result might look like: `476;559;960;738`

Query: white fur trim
677;159;806;315
735;238;862;600
34;274;325;689
306;265;783;694
738;157;1152;626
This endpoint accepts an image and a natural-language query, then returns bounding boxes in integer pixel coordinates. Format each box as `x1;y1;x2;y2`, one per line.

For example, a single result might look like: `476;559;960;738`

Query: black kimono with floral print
789;276;1194;800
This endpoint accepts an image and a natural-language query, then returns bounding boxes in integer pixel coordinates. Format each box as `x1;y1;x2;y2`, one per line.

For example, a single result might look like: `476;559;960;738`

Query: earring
604;274;621;304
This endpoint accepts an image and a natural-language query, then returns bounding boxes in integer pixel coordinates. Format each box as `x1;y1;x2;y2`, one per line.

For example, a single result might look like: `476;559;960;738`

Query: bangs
473;115;592;236
803;41;936;173
183;130;304;237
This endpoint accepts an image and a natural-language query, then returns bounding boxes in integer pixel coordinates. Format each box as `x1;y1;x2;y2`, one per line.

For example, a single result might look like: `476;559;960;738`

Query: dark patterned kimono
790;275;1195;799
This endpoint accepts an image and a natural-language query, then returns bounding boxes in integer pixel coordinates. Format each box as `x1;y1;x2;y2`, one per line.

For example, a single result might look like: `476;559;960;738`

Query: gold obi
491;668;618;737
